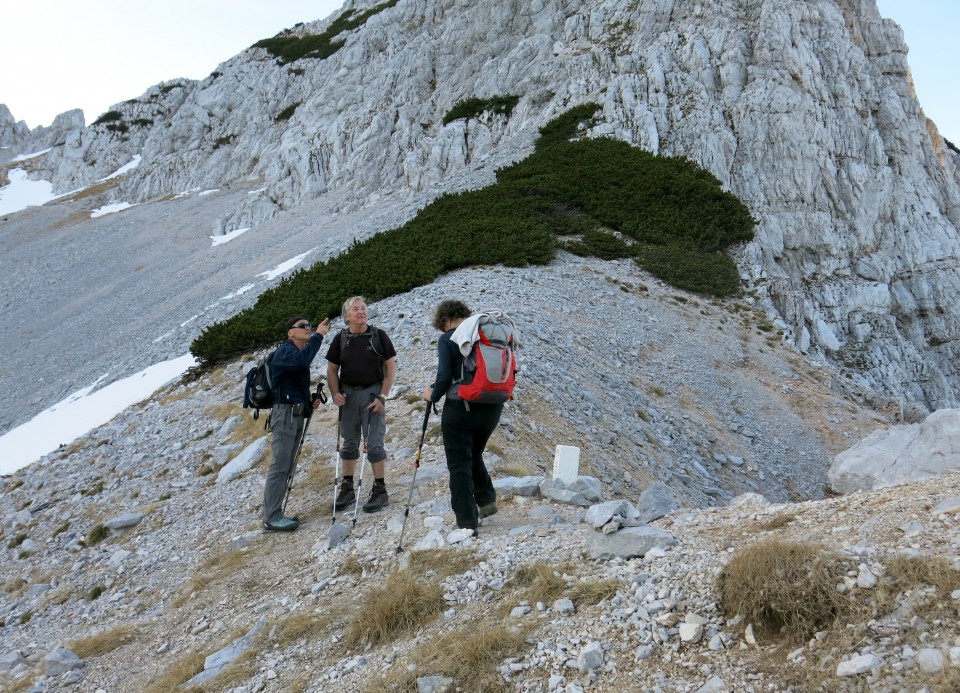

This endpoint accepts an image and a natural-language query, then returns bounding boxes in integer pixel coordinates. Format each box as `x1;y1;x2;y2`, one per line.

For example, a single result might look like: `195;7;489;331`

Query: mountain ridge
2;0;958;437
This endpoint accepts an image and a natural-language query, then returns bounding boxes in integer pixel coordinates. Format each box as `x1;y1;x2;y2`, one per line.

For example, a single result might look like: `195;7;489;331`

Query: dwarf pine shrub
275;103;300;122
92;111;123;126
190;104;754;364
254;0;399;64
443;94;520;124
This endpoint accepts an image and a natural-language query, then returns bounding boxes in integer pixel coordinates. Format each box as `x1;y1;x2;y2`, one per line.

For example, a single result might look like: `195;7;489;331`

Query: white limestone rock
829;409;960;493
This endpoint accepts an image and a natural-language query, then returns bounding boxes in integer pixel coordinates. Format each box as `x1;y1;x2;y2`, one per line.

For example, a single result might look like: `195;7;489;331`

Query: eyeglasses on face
293;323;312;330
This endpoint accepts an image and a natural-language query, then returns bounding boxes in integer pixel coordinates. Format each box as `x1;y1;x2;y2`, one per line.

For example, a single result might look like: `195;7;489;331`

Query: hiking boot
263;516;300;532
334;482;355;511
362;484;389;513
478;501;498;519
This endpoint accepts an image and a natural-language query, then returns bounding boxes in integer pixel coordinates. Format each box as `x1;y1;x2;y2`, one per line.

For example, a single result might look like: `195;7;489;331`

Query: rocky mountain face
1;0;959;419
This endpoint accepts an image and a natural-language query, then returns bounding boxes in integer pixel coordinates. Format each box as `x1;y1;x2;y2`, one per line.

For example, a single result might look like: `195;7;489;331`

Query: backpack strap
337;326;386;380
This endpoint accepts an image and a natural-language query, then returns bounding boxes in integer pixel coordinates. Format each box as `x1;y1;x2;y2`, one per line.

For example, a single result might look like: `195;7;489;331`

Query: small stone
635;645;655;661
856;565;877;589
577;642;604;672
679;622;704;643
836;654;880;676
916;648;944;674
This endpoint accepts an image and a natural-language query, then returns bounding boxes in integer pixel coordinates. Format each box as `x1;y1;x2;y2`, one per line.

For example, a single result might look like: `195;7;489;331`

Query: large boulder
828;409;960;493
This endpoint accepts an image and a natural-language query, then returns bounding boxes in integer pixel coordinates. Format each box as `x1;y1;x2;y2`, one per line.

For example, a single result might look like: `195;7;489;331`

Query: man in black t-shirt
326;296;397;513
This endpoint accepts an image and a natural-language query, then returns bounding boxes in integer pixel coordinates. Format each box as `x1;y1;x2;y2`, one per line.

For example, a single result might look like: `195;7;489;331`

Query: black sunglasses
292;323;312;330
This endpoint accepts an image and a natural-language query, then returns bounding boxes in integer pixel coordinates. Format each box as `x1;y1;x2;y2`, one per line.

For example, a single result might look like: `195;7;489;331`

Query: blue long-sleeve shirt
271;333;325;405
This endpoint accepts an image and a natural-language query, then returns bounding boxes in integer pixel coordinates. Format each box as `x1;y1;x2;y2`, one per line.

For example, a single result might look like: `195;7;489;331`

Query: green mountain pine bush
253;0;400;65
190;103;754;364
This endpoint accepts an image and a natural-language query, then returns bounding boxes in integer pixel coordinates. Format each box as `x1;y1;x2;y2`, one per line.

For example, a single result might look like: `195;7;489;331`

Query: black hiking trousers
441;399;502;530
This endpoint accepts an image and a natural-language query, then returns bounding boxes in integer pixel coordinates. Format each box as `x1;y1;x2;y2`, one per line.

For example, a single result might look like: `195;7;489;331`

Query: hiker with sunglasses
262;316;330;532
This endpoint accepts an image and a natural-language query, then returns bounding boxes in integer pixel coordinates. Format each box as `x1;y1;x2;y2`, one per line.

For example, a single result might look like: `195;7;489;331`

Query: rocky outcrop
828;408;960;493
0;104;30;148
2;0;959;411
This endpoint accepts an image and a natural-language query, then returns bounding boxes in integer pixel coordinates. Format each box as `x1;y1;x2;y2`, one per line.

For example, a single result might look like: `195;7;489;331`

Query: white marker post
552;445;580;483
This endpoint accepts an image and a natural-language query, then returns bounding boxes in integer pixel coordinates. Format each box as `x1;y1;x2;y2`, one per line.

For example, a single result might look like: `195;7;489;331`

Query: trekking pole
396;401;436;555
332;405;344;523
350;394;375;527
282;382;326;516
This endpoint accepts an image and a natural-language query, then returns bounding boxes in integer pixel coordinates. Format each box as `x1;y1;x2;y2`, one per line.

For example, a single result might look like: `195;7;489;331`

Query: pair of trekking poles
331;393;375;528
283;383;437;552
327;391;437;552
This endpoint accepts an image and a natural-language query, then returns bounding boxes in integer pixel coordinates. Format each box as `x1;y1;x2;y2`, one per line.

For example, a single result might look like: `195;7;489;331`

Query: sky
0;1;957;142
0;1;345;129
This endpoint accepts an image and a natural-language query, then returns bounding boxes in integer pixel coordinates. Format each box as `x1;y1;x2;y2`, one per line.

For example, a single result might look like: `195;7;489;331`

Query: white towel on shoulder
449;310;513;357
450;314;483;357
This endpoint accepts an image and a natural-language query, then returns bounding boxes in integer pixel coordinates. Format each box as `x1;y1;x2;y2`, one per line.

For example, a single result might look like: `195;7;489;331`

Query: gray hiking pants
264;404;307;523
339;384;387;463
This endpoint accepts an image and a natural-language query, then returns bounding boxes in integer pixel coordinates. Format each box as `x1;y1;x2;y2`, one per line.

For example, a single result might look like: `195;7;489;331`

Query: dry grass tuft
174;550;248;606
406;548;480;580
67;624;139;658
299;458;334;496
717;539;852;642
872;554;960;620
3;577;28;595
756;513;795;531
210;649;258;688
367;622;529;693
272;610;333;648
884;554;960;596
159;386;193;405
495;463;531;478
569;578;622;607
142;650;205;693
514;562;568;604
343;569;444;648
338;554;365;578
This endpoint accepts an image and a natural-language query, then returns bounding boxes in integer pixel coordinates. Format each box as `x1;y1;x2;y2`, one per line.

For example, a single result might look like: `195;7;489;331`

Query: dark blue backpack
243;349;277;419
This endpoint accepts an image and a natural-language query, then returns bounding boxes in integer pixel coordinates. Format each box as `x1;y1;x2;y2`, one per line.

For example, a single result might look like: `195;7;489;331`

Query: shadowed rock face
1;0;958;436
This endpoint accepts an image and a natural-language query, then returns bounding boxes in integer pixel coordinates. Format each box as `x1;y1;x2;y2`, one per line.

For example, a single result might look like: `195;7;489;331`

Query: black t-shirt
325;326;397;387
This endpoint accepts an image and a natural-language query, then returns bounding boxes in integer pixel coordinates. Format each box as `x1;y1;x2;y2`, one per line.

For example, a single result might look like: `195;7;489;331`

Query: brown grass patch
52;210;93;229
513;562;568;604
159;386;193;405
142;650;205;693
60;178;119;202
343;569;444;648
755;513;796;531
495;463;531;478
338;554;364;578
717;539;852;642
406;548;480;580
174;550;248;606
271;610;334;648
569;578;622;607
367;622;529;693
67;624;139;658
872;554;960;620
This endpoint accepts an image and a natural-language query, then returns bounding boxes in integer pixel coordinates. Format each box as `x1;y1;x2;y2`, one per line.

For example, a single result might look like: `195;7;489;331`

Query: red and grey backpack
448;313;518;406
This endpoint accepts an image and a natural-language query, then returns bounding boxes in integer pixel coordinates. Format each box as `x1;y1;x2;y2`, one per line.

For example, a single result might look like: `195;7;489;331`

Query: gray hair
341;296;366;320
